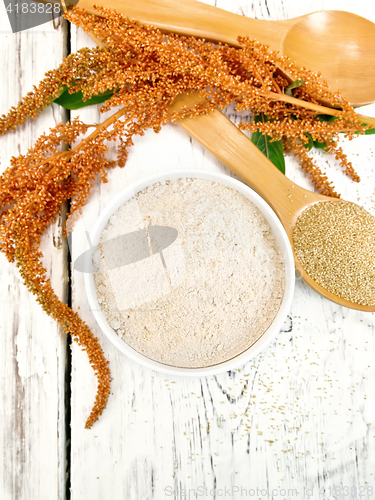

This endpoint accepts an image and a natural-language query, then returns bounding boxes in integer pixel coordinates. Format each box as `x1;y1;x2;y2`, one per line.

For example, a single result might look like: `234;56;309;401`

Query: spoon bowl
168;92;375;312
78;0;375;107
282;11;375;106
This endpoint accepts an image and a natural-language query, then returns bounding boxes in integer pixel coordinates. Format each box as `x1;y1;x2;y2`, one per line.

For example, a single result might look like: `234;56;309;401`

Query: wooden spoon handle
168;92;322;234
77;0;284;50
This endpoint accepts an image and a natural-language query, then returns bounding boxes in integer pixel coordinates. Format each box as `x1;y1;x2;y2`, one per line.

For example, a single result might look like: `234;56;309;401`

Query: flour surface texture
94;178;285;368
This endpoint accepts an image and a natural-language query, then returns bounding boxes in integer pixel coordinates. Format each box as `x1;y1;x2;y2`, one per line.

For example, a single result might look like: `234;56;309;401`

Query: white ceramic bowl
84;169;295;376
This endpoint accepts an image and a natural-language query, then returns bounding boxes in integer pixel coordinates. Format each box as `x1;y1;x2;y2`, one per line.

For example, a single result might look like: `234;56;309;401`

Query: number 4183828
5;3;61;14
319;486;373;496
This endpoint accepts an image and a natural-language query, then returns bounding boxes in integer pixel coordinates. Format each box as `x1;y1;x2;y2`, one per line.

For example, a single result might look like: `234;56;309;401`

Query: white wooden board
69;1;375;499
0;10;68;500
1;0;375;498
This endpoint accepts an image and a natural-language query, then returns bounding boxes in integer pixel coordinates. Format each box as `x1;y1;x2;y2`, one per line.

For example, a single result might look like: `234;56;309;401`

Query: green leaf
316;113;375;136
251;114;285;174
304;133;314;151
302;132;329;152
313;140;329;151
316;114;338;123
53;87;114;110
285;79;305;97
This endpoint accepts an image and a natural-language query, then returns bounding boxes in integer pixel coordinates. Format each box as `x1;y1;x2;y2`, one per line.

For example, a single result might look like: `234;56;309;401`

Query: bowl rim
84;169;295;376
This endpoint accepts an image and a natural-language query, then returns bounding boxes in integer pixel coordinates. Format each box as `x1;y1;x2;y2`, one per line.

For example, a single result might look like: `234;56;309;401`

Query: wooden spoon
77;0;375;107
167;92;375;312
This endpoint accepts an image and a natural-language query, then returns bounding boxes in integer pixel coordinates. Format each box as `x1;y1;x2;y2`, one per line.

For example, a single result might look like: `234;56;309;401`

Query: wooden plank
70;0;375;497
0;10;68;500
